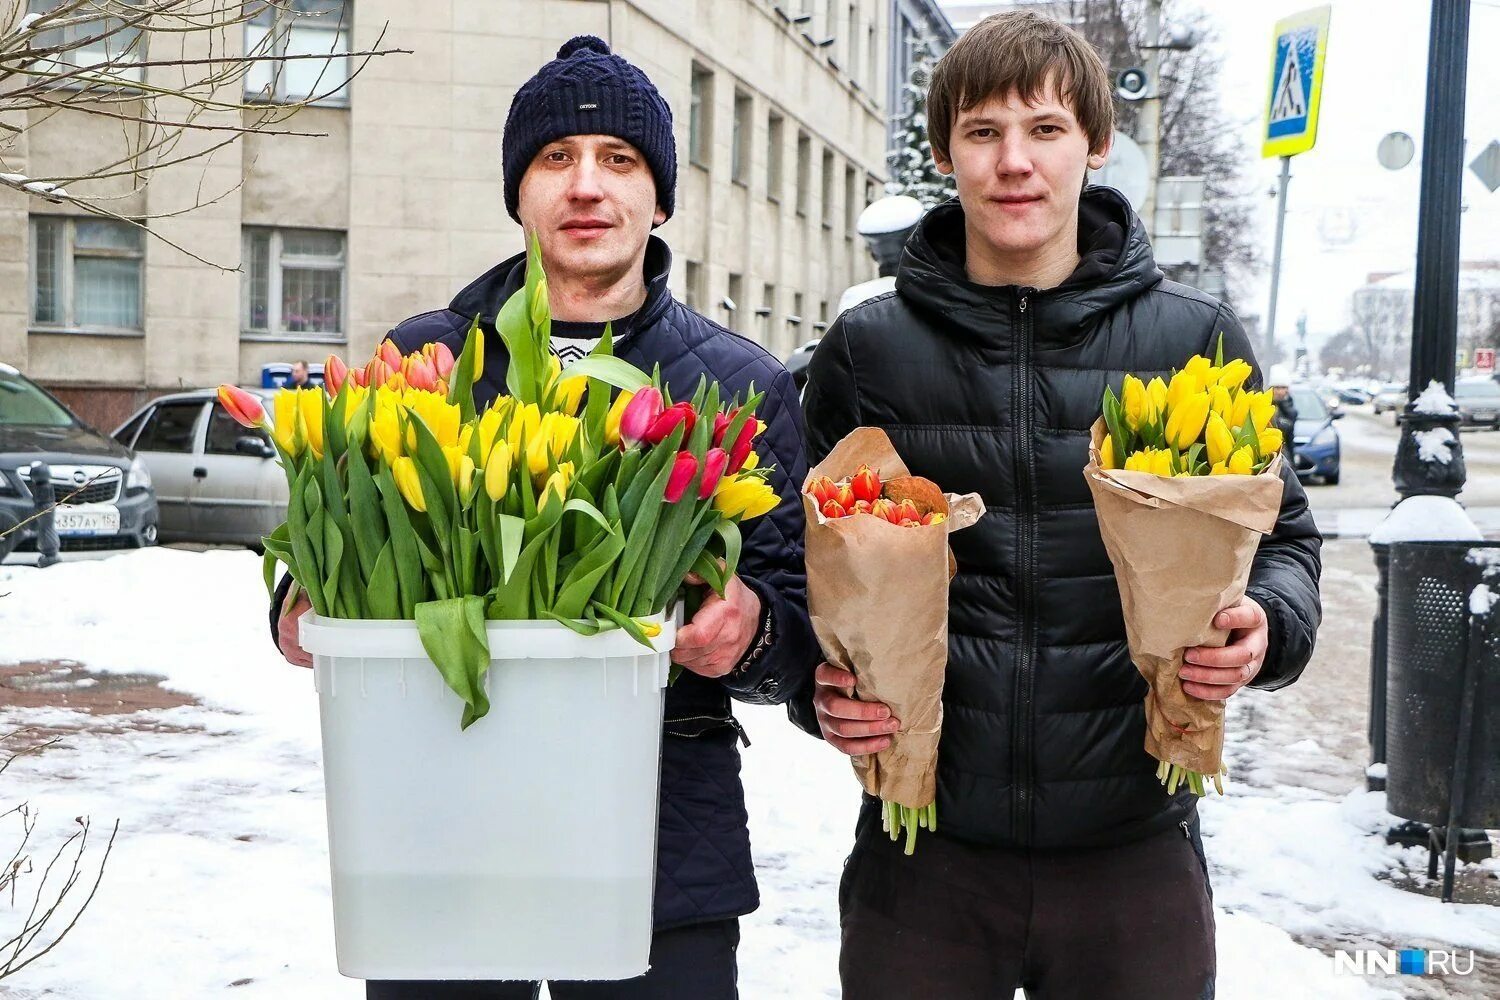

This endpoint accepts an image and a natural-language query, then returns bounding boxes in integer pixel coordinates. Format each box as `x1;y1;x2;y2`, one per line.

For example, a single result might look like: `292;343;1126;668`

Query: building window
796;132;812;217
689;63;713;168
27;0;144;84
245;0;352;107
846;165;860;237
759;283;776;348
727;272;744;331
29;216;144;332
792;291;805;332
847;3;858;74
867;22;878;96
731;89;752;186
766;111;784;203
242;227;346;339
685;260;704;311
821;149;835;229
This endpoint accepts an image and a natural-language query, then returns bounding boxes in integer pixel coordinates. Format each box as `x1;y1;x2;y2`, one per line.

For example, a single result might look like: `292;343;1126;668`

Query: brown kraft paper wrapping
801;427;985;809
1082;418;1285;775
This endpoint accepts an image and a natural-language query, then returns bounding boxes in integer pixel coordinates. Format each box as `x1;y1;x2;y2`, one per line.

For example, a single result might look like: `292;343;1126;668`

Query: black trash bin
1385;540;1500;899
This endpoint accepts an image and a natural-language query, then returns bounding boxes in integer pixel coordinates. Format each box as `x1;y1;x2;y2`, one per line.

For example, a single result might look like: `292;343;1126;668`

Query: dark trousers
365;919;740;1000
839;806;1216;1000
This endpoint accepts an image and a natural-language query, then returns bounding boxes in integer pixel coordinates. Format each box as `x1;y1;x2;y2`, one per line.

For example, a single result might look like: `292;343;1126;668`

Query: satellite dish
1378;132;1416;171
1089;130;1149;210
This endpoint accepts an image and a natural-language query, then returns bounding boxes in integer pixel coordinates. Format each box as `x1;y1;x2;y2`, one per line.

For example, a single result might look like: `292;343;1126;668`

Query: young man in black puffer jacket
272;36;817;1000
798;12;1321;1000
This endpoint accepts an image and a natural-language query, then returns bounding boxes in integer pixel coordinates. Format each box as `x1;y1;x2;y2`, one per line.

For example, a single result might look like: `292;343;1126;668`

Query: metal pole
1265;156;1291;361
1394;0;1469;500
1139;0;1162;241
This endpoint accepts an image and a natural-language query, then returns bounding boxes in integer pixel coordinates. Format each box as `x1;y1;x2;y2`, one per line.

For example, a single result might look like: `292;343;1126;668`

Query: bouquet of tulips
1083;336;1286;796
220;237;779;728
801;428;983;855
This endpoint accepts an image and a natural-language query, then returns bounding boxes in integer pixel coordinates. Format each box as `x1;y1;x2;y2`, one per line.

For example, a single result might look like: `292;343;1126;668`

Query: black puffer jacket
795;187;1322;849
275;237;819;930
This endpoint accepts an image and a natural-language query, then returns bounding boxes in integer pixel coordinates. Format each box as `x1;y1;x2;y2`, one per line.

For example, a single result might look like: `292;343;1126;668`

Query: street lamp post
1369;0;1489;863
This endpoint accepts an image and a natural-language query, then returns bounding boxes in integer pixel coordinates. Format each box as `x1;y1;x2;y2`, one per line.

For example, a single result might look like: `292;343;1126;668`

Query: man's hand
278;590;314;669
1181;596;1268;701
812;662;900;756
672;574;762;679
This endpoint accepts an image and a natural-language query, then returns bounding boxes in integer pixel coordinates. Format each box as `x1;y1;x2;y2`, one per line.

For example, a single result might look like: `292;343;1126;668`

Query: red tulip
807;475;838;507
870;498;898;523
834;484;856;510
378;339;403;370
217;385;265;428
820;498;847;519
323;355;349;397
852;499;872;516
620;387;664;447
665;451;698;503
894;499;922;523
711;411;732;448
726;419;757;474
423;341;456;380
699;448;729;500
646;402;697;446
850;464;882;503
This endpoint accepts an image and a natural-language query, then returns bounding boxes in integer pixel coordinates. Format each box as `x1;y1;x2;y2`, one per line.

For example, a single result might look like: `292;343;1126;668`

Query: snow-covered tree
885;45;954;208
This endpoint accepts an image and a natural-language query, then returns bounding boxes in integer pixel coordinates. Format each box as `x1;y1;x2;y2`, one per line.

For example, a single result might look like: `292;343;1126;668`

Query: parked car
1333;384;1372;406
785;338;820;393
1455;377;1500;430
0;362;158;559
1289;385;1342;486
1372;382;1408;416
113;387;286;548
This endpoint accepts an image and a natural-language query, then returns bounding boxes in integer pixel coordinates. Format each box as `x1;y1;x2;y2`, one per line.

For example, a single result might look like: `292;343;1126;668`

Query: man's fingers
676;596;727;651
813;689;894;724
814;661;857;693
1180;663;1253;687
816;709;901;740
1215;601;1265;631
1182;680;1236;702
1184;643;1255;668
827;734;894;756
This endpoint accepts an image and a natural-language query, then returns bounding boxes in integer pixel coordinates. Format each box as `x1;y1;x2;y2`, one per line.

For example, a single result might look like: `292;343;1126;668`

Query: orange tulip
808;475;839;508
378;339;403;370
894;499;922;523
217;385;265;428
422;341;456;380
821;498;848;519
850;464;882;503
834;484;856;510
870;498;898;523
852;499;873;516
365;357;395;389
404;354;440;392
324;355;349;398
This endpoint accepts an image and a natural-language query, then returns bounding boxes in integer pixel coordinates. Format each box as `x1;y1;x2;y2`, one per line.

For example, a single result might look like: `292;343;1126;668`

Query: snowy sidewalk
0;545;1496;998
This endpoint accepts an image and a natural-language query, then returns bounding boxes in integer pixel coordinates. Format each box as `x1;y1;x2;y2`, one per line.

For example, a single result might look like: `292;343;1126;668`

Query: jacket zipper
664;713;751;747
1012;286;1038;845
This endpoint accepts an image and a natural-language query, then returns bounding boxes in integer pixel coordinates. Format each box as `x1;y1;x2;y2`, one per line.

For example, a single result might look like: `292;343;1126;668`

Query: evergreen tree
885;46;956;208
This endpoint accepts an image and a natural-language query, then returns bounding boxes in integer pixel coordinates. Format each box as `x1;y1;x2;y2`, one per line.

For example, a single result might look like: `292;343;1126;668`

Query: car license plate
54;505;120;536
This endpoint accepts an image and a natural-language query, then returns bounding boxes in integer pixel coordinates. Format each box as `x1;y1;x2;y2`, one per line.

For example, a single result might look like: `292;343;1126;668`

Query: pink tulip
378;339;403;370
348;367;368;388
619;387;664;447
423;342;456;380
324;354;349;397
217;384;265;427
365;358;395;388
698;448;729;500
404;355;440;392
665;451;697;503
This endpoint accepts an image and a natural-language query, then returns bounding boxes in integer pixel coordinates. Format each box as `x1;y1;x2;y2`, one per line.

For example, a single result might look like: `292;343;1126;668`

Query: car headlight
126;455;152;492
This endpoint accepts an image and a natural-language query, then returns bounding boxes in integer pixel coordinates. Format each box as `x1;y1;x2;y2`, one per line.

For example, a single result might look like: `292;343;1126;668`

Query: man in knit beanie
272;35;818;1000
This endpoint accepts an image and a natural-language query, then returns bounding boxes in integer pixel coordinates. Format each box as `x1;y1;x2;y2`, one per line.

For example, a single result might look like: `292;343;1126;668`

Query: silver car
113;388;286;547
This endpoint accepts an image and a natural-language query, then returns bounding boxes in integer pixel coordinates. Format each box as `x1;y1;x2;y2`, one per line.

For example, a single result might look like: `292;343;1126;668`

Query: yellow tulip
475;404;505;456
1209;385;1233;420
457;455;477;503
640;620;663;640
1229;389;1253;430
1122;375;1149;432
533;276;551;330
1100;436;1118;469
1153;449;1174;477
392;456;426;512
507;402;541;456
272;388;301;456
1164;391;1211;450
1228;446;1255;476
1205;412;1235;468
298;388;325;460
1147;377;1168;425
1184;355;1213;385
1210;461;1229;476
1249;392;1276;433
1218;359;1253;393
484;441;513;501
369;400;403;465
605;390;634;448
542;462;574;505
553;375;587;417
443;444;465;486
544;352;562;388
1166;369;1200;413
740;448;760;472
1258;427;1284;457
1123;451;1146;473
713;474;779;520
404;391;461;451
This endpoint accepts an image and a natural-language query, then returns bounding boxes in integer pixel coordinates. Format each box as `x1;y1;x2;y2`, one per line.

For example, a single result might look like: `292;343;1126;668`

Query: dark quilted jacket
388;236;819;929
793;187;1323;849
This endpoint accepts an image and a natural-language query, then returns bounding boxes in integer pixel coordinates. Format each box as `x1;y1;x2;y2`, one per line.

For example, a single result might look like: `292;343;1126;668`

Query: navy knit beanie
502;35;677;224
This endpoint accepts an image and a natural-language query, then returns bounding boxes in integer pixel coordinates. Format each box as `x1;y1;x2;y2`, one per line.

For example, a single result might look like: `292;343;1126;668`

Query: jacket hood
447;235;677;342
895;185;1162;346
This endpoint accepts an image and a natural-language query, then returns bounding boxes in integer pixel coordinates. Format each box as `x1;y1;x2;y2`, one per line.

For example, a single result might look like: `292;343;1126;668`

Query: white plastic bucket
299;608;679;982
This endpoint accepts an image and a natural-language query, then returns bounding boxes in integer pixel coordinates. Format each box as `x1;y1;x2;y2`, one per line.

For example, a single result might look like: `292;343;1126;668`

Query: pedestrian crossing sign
1263;6;1332;158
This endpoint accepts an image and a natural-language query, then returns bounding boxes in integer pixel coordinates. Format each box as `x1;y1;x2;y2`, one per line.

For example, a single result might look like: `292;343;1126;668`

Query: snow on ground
0;548;1495;998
